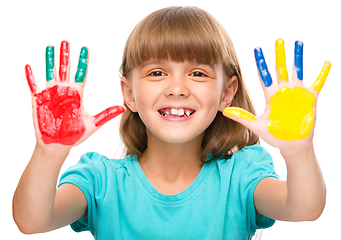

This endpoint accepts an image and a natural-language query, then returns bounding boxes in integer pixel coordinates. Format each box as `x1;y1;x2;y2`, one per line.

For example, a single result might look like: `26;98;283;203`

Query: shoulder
215;144;276;177
231;144;273;165
60;152;136;184
215;144;272;165
77;152;134;169
234;144;271;158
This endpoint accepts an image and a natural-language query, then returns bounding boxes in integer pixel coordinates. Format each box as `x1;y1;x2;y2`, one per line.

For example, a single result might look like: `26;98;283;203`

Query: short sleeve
58;152;108;234
231;145;279;230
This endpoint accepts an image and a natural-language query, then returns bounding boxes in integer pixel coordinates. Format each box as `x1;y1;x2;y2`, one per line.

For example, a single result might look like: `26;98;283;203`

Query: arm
223;39;329;221
254;145;326;221
13;144;87;233
13;40;125;234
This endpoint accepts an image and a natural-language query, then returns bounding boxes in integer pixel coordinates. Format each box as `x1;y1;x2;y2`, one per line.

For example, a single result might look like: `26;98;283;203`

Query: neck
138;130;205;194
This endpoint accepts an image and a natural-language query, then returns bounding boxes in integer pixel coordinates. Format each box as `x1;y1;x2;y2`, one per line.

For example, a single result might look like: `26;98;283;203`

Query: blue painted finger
294;41;303;80
254;47;272;87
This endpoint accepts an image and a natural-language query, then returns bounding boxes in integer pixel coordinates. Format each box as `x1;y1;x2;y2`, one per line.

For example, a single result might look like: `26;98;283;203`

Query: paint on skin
311;61;331;93
93;106;126;127
25;65;37;94
59;41;69;81
46;46;55;81
35;85;85;145
294;41;303;80
224;107;256;121
268;86;315;141
254;48;272;87
275;39;288;81
75;47;88;83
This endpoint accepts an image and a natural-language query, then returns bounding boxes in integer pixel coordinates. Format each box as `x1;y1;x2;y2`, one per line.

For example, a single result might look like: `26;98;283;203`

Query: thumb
93;106;126;127
223;107;257;130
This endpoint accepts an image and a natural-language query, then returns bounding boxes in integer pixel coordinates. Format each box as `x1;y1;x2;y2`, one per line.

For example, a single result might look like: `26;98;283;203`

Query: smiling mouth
158;108;195;117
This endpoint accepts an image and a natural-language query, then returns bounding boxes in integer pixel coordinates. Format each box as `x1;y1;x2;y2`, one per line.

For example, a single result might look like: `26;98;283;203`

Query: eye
190;71;207;77
148;71;166;77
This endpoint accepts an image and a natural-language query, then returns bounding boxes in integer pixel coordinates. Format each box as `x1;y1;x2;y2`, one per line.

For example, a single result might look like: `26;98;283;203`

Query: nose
164;75;190;98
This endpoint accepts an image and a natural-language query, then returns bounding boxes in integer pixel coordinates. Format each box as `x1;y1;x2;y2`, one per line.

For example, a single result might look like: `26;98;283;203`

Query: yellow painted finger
224;107;256;121
275;39;289;82
310;61;331;93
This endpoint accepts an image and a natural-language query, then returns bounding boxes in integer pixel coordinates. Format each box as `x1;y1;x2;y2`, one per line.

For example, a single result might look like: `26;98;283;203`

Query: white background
1;0;340;239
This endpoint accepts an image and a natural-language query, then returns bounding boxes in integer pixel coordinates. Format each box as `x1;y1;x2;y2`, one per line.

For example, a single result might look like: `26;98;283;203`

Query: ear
218;75;238;112
121;76;137;112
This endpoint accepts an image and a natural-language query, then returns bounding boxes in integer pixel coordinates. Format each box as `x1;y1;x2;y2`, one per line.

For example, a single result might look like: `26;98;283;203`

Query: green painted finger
75;47;88;83
46;46;55;81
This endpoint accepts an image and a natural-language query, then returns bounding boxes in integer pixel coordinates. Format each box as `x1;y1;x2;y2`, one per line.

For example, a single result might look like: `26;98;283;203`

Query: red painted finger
59;40;69;82
25;64;37;94
93;106;125;127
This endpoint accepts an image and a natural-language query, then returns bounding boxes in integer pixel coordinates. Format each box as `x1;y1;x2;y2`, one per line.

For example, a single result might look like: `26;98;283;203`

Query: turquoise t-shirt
59;145;279;240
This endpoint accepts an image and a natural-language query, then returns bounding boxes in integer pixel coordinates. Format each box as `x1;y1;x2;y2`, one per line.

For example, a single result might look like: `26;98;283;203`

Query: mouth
158;108;196;117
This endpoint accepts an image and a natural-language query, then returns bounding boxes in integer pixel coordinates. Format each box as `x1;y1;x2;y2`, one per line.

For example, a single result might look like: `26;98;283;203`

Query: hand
26;40;125;147
223;39;331;150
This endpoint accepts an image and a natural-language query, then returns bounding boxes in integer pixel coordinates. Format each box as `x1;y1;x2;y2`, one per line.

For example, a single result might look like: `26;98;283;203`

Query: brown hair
119;6;259;162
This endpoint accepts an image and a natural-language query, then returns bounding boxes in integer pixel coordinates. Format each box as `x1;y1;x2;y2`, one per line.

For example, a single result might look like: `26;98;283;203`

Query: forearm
281;143;326;221
13;143;70;234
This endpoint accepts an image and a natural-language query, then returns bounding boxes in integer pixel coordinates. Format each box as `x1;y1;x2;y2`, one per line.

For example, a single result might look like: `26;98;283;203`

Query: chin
155;132;203;144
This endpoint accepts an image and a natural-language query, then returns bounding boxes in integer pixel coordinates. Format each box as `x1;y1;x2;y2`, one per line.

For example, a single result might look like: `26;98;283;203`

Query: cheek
196;84;222;108
134;90;152;113
134;82;161;110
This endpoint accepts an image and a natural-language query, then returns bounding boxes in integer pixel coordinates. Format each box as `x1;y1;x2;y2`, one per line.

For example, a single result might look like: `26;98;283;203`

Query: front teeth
177;109;184;116
161;108;193;117
171;108;178;115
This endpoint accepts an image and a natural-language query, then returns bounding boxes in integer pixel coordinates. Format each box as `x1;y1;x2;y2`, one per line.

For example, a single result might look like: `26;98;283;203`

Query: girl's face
121;60;238;144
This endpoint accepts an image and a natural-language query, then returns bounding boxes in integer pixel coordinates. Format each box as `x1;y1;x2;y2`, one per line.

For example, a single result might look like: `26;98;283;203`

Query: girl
13;6;329;240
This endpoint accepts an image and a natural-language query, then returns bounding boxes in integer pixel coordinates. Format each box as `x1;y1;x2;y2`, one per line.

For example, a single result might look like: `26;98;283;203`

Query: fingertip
295;40;303;52
120;105;127;112
254;47;263;58
80;46;89;59
275;39;285;54
60;40;70;54
25;64;31;72
275;38;284;47
25;64;32;79
112;105;126;115
321;61;331;76
61;40;70;45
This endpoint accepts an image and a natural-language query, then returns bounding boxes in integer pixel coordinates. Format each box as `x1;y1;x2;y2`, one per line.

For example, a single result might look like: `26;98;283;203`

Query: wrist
280;142;315;165
34;142;71;164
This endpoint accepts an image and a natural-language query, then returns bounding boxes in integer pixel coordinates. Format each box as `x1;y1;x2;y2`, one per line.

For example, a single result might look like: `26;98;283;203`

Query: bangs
121;6;229;77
